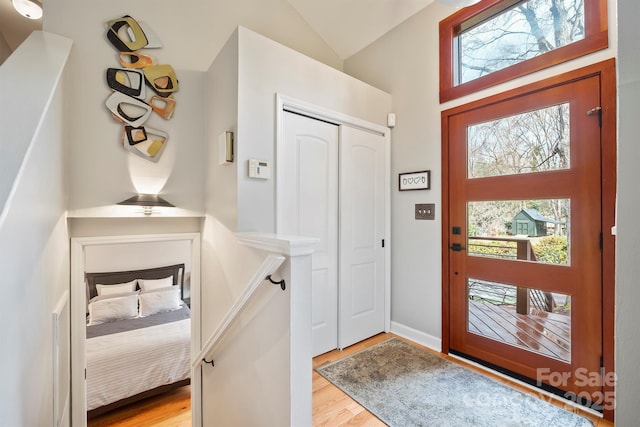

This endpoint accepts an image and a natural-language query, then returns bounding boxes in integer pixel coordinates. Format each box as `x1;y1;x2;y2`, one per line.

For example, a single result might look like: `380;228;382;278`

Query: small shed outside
509;208;563;237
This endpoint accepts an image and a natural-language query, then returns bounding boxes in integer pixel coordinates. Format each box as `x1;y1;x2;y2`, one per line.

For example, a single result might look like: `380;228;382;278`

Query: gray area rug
316;338;592;427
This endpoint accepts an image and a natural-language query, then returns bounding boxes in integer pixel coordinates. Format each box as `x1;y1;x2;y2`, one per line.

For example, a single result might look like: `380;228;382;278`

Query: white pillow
138;276;173;292
139;286;181;317
96;280;137;296
88;292;139;325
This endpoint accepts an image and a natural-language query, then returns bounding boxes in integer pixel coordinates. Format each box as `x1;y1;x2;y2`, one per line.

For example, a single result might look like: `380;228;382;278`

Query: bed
84;264;191;419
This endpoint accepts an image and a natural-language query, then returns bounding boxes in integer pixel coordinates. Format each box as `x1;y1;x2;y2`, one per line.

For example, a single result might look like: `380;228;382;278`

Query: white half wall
0;32;71;426
199;228;316;426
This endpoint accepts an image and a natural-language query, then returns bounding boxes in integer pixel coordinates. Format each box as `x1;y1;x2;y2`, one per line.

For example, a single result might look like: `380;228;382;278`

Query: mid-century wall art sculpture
104;15;178;162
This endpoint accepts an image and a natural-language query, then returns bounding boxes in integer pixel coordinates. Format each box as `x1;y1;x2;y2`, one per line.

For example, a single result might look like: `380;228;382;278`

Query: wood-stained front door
442;62;616;414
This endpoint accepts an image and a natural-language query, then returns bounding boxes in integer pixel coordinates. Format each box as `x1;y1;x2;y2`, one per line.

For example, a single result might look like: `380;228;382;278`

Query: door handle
450;243;466;252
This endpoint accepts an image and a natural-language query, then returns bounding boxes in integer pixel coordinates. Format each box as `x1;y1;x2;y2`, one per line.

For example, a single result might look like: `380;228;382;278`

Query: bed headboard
85;263;185;301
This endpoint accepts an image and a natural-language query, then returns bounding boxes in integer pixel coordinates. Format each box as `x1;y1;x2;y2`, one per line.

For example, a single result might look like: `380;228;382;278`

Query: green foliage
469;236;568;265
532;236;568;264
468;240;517;259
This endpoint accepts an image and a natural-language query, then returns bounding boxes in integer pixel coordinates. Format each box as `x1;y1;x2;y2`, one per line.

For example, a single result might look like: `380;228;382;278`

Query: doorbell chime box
248;159;271;179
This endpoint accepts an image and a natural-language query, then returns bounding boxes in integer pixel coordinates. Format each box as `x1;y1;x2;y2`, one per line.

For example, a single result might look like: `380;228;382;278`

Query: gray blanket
87;304;190;339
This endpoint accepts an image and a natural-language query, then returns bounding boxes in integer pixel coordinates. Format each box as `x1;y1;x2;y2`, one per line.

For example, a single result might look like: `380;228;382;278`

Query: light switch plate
415;203;435;220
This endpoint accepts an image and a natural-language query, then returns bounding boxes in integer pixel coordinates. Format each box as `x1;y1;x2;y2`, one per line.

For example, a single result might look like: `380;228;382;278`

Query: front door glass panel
467;278;571;363
467;103;570;178
467;199;570;266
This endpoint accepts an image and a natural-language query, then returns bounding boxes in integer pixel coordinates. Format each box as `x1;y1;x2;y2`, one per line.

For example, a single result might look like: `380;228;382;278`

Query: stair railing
192;254;286;368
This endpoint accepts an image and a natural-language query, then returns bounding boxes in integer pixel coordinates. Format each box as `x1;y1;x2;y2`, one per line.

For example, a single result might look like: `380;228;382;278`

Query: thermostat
249;159;271;179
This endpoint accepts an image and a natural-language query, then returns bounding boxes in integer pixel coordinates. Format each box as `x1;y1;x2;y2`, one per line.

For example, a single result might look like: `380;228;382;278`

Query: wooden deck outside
468;299;571;362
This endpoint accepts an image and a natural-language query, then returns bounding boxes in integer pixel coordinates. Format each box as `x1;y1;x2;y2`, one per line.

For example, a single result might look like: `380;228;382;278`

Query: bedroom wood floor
88;333;614;427
87;385;191;427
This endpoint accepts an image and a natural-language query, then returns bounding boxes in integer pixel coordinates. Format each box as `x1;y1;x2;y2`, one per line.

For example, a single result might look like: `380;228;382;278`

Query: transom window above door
439;0;608;102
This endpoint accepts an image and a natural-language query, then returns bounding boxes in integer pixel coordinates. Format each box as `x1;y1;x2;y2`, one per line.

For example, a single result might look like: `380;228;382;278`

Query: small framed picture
399;170;431;191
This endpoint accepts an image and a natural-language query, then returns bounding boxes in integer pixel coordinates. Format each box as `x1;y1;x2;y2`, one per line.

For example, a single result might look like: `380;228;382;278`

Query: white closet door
338;125;386;349
280;111;339;356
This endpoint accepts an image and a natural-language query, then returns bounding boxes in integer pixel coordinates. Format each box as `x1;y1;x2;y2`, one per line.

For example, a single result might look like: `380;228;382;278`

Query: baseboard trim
390;321;442;352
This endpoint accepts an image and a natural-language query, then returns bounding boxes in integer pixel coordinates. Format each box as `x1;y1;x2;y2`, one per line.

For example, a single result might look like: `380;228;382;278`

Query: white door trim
275;93;391;335
70;233;202;427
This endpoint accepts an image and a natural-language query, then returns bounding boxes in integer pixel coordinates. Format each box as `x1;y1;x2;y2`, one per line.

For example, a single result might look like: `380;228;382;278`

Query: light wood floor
87;385;192;427
313;333;613;427
88;333;614;426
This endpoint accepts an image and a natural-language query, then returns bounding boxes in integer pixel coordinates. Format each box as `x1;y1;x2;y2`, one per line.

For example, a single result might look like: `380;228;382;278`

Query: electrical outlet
415;203;435;220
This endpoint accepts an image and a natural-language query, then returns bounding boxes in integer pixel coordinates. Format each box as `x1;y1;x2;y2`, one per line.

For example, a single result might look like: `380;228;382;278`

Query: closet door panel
281;111;339;356
339;125;386;349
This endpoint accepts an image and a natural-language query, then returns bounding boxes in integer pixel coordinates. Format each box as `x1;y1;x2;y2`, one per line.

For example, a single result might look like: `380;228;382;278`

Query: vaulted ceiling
286;0;435;59
0;0;437;60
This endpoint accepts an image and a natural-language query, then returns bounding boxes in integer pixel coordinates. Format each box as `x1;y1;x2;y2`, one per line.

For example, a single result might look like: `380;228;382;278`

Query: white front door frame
70;232;202;427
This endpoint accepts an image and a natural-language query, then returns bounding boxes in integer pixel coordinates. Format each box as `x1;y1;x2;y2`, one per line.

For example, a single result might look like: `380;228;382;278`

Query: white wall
0;32;71;426
36;3;343;423
43;0;342;218
200;27;391;425
201;23;391;337
43;0;209;215
0;32;71;213
68;217;203;238
614;0;640;423
0;33;11;65
344;0;619;348
201;29;292;426
65;64;206;217
84;239;192;298
201;28;243;335
202;24;391;361
44;0;341;73
205;29;239;231
235;27;391;232
84;239;192;273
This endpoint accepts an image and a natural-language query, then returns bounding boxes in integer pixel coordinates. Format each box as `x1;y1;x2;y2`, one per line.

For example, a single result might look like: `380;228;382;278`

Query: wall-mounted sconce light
218;131;234;164
117;194;175;216
12;0;42;19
